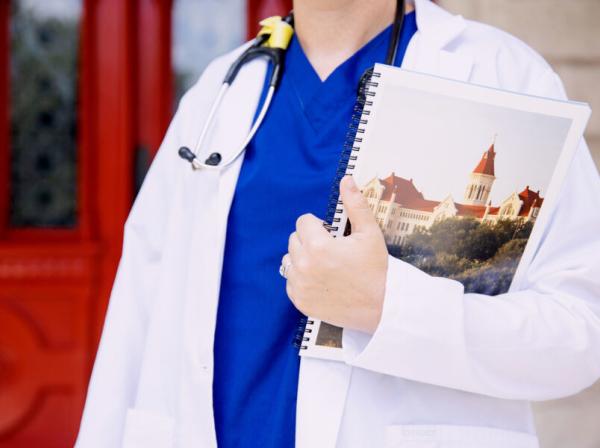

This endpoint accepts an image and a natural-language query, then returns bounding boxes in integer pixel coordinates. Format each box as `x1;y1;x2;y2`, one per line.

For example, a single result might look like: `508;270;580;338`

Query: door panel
0;280;91;447
0;1;94;446
8;0;82;229
0;0;127;445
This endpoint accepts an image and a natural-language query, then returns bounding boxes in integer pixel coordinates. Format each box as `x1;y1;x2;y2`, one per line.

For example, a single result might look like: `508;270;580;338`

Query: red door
0;0;289;446
0;1;138;446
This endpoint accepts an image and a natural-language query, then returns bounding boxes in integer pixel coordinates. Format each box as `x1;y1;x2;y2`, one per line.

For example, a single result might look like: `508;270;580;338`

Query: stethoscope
178;0;406;171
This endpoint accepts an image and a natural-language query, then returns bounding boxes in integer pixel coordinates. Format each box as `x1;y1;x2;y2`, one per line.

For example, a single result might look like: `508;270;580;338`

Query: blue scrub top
213;13;417;447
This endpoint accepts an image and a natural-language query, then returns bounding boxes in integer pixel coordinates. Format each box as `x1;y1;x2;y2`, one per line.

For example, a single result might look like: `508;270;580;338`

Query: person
75;0;600;447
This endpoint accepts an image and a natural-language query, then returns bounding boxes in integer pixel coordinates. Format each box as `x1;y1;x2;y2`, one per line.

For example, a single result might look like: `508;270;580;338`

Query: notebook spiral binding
293;68;382;351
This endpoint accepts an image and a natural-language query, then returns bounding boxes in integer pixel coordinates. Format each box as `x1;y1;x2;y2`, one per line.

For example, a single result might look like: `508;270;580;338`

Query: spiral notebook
297;62;590;361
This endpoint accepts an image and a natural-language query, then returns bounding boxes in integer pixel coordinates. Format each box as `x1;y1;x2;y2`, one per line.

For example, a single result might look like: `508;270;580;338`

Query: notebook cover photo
300;63;590;361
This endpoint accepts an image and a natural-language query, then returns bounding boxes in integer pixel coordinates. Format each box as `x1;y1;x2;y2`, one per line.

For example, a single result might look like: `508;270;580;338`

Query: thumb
339;175;378;234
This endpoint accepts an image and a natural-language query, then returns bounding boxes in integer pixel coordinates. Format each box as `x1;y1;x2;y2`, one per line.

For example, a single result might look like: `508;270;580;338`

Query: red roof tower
464;137;497;206
472;142;496;176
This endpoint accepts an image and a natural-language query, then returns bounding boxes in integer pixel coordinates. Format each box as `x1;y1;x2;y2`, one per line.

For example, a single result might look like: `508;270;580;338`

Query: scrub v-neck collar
284;12;416;132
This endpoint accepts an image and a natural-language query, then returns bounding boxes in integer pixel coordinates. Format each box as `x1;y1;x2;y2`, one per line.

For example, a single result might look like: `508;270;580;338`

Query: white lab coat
76;0;600;447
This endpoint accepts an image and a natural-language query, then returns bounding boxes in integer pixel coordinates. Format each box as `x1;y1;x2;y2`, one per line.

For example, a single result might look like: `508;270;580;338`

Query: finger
295;213;330;245
339;175;378;234
288;231;304;261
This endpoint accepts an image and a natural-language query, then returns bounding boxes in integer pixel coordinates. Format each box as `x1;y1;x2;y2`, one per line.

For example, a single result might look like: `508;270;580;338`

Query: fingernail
345;175;358;192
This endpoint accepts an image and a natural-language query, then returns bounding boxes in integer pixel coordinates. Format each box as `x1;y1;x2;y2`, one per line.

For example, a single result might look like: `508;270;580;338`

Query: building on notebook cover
362;139;544;246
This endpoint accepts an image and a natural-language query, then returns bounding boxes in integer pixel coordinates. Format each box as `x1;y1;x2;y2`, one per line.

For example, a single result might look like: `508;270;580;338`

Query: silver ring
279;260;292;279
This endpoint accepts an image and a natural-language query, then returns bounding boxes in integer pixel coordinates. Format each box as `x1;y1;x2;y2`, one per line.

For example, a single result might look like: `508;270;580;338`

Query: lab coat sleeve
342;68;600;401
75;101;185;447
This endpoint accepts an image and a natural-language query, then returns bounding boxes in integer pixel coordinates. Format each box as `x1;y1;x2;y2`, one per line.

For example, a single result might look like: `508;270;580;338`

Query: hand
282;175;389;334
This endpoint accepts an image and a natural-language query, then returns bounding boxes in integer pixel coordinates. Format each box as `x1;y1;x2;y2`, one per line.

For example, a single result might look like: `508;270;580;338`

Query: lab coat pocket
122;408;175;448
384;424;539;448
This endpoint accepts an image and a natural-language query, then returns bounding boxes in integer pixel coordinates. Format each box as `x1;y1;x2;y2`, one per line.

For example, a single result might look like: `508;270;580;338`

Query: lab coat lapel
190;56;267;354
297;2;473;447
296;358;353;448
405;0;473;81
213;58;268;255
178;57;267;445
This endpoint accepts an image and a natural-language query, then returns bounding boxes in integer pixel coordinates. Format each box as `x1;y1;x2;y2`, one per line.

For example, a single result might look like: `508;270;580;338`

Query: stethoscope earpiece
178;146;204;169
178;146;195;163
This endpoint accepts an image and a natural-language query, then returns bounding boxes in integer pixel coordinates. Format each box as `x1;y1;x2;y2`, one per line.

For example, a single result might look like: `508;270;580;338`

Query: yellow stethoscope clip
258;16;294;50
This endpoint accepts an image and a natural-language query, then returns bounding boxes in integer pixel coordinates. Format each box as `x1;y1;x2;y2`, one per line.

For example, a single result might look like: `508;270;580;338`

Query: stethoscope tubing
179;0;405;171
188;83;229;169
186;83;275;170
